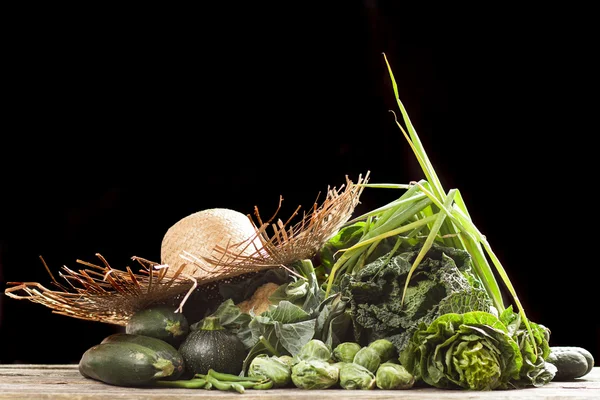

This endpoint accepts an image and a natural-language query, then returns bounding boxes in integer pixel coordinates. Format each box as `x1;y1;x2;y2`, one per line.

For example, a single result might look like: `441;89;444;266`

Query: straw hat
4;173;368;324
160;208;265;281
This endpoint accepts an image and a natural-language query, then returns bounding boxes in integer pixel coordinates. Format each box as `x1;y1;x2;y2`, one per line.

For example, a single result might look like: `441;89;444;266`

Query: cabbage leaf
339;241;493;351
400;311;522;390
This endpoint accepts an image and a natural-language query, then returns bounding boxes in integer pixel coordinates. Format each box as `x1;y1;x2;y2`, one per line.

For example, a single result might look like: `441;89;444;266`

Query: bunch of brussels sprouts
247;338;414;390
333;339;414;390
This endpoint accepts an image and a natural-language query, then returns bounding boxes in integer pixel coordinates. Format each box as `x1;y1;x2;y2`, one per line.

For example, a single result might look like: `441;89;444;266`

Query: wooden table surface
0;364;598;399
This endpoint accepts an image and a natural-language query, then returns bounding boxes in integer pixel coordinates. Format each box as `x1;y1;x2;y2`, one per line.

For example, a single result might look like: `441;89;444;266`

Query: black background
1;3;598;364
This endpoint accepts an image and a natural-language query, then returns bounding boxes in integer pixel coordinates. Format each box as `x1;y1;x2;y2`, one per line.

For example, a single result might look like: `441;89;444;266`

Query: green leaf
236;321;256;349
274;319;317;356
294;259;324;314
314;293;350;350
242;332;284;374
206;298;250;328
324;310;351;350
314;302;330;340
268;280;308;304
263;301;311;324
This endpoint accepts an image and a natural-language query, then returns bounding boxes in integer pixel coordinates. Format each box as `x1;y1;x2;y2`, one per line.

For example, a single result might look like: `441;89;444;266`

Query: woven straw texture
160;208;262;281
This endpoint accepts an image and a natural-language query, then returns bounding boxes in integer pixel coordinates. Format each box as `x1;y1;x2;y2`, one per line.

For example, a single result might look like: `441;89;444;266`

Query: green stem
259;335;280;357
207;369;264;382
151;359;175;379
199;316;223;331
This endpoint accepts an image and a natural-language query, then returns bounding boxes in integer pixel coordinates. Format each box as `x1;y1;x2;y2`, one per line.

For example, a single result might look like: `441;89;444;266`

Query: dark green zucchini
178;316;247;376
79;342;176;387
548;346;594;380
126;305;189;347
101;333;185;380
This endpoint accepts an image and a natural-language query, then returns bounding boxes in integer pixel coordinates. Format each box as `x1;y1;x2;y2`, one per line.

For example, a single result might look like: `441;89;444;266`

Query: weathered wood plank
0;364;598;399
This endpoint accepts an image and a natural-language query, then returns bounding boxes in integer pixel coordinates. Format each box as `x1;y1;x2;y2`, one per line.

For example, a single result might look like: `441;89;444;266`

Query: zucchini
179;316;247;376
126;305;189;347
79;342;176;387
101;333;185;380
548;346;594;380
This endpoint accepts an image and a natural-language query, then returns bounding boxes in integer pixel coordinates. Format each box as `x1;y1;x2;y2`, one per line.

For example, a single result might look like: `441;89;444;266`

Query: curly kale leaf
340;242;492;352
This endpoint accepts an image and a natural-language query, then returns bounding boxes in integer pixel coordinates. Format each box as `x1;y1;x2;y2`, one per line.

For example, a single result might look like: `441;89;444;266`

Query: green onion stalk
324;53;536;353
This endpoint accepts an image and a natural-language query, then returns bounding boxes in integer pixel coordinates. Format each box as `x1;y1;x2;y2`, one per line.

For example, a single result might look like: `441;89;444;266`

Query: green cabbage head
400;311;522;390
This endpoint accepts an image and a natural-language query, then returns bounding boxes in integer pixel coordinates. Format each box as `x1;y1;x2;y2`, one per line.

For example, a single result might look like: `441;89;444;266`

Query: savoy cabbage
339;242;493;353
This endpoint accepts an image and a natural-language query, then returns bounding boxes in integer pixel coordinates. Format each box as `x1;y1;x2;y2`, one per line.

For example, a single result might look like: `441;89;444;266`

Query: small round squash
178;316;247;376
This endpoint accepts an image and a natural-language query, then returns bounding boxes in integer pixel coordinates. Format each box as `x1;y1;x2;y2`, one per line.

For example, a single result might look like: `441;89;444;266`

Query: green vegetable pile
73;54;594;392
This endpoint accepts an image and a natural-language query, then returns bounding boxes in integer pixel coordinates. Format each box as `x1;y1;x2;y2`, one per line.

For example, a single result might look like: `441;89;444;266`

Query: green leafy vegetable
318;221;399;290
352;347;381;374
314;293;352;349
333;342;362;363
191;298;251;334
269;259;324;314
291;359;339;389
241;300;316;372
499;306;555;387
321;53;540;357
375;362;414;390
248;354;292;387
400;311;522;390
295;339;332;362
278;355;295;368
238;260;352;373
340;241;492;351
339;362;376;390
368;339;397;363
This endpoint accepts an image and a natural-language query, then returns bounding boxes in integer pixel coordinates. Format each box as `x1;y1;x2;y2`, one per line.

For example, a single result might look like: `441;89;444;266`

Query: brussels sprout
376;362;414;390
296;339;331;362
353;347;381;373
278;355;295;368
291;359;339;389
339;362;376;390
248;354;292;387
333;342;362;363
331;361;347;370
368;339;397;363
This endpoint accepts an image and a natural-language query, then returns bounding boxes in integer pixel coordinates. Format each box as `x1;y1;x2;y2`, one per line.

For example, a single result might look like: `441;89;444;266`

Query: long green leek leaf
400;188;456;306
346;192;426;224
384;56;445;200
382;52;536;352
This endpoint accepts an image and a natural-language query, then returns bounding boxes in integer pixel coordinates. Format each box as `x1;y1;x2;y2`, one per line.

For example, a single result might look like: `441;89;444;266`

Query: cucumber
79;342;177;387
126;305;189;347
101;333;185;380
547;346;594;381
548;346;595;378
